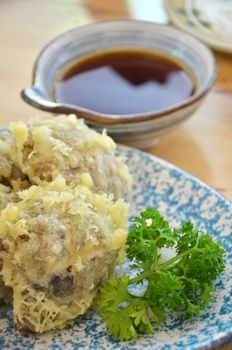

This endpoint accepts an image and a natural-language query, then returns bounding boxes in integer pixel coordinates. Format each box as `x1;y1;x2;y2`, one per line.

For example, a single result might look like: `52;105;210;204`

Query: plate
0;145;231;349
165;0;232;54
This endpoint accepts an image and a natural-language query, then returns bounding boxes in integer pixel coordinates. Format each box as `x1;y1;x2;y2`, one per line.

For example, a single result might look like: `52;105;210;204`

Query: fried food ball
0;184;17;303
0;129;30;191
10;115;132;198
0;176;129;333
0;129;30;303
0;131;30;303
0;130;12;181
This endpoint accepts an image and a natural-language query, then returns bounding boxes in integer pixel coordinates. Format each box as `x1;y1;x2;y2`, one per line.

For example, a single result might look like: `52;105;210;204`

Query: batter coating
0;184;18;211
0;177;129;333
0;129;30;191
0;184;17;302
0;130;12;182
10;115;132;198
0;131;30;302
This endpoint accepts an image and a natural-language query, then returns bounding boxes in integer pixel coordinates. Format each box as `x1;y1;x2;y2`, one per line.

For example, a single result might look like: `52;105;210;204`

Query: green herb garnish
98;209;226;340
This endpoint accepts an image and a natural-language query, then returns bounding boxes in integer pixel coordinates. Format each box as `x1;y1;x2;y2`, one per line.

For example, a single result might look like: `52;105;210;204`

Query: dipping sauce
55;49;195;115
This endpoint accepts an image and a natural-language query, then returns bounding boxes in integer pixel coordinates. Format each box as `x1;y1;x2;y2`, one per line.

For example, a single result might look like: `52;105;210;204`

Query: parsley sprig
98;209;226;340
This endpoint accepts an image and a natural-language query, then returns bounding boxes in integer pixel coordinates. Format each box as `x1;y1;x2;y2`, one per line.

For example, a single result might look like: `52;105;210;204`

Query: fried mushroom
0;184;18;303
0;129;30;191
0;177;128;333
10;114;132;198
0;130;30;302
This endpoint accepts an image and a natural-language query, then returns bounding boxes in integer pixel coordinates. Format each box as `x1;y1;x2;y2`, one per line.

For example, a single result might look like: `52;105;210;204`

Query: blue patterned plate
0;146;231;349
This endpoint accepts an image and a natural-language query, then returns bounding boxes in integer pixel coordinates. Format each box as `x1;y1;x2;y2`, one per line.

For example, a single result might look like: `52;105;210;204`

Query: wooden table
0;0;231;202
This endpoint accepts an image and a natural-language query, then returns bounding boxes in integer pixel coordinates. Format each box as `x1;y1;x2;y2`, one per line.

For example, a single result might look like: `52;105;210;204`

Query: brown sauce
55;49;195;115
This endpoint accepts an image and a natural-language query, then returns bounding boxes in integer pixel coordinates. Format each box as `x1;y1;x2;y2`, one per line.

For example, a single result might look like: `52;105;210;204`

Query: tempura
0;177;128;333
10;115;131;198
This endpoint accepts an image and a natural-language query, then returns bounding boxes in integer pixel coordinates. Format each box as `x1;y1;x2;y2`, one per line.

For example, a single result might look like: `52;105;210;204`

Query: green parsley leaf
99;275;153;339
127;209;175;269
99;209;226;341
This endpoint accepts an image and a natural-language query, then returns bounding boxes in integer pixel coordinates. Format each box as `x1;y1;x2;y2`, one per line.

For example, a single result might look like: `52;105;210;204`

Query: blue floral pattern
0;146;231;349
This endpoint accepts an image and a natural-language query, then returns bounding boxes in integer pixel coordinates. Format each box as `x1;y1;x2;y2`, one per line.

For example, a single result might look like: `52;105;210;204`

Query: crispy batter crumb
0;179;129;333
10;115;132;198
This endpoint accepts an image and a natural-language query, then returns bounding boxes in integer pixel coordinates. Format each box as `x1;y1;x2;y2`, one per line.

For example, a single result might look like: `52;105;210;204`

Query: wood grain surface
0;0;231;202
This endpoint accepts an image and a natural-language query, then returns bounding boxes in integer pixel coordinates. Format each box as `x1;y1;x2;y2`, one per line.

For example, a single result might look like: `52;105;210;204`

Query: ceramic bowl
21;20;217;148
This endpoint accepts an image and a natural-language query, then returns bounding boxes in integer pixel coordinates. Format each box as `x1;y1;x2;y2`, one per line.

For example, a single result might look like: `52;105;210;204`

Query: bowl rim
22;20;218;125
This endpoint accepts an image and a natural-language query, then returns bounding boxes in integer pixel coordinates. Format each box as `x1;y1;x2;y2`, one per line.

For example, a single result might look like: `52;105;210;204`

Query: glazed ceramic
21;20;217;148
0;145;231;349
165;0;232;54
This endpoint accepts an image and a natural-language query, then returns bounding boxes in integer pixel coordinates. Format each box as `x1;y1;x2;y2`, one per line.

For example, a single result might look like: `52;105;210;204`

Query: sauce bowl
21;20;217;148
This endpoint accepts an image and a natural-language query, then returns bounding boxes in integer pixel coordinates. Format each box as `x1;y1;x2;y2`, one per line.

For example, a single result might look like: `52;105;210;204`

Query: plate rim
118;143;232;207
164;0;232;54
